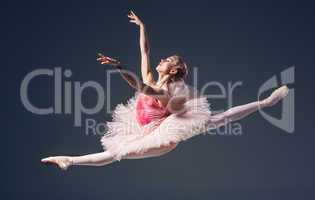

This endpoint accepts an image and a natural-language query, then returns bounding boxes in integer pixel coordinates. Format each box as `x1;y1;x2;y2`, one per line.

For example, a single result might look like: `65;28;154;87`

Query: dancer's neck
157;73;171;90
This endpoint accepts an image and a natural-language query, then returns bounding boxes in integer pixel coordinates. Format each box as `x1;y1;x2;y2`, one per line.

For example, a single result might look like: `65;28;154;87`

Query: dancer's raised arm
128;11;155;85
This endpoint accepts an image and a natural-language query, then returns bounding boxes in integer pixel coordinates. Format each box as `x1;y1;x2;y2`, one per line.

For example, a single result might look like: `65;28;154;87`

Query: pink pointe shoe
41;156;73;170
261;85;289;107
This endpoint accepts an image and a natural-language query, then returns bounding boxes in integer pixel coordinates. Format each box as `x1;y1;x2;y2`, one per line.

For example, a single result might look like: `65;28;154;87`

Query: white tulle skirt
101;84;211;161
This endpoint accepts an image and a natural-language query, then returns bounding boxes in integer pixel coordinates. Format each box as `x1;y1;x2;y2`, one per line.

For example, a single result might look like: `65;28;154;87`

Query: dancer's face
156;56;178;75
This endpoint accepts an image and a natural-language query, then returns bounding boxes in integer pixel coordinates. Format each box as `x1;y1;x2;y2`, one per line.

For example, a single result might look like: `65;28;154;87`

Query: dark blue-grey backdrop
3;0;315;199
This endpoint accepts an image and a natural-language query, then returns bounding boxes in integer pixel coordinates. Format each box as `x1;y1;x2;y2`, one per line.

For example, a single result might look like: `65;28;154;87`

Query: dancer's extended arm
96;54;168;100
113;64;165;97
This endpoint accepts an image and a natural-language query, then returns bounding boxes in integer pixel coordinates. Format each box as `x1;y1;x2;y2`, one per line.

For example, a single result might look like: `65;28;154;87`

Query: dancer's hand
128;10;143;26
97;53;121;67
41;156;73;170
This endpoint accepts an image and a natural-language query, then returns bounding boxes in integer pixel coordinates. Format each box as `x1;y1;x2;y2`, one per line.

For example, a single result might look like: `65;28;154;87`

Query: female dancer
41;11;289;170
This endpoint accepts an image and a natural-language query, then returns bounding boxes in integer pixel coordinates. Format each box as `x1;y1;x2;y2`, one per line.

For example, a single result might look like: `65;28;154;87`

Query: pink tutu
101;80;211;160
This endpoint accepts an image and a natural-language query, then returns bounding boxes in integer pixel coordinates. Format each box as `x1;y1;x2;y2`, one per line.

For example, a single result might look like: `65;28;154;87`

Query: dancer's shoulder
168;80;200;99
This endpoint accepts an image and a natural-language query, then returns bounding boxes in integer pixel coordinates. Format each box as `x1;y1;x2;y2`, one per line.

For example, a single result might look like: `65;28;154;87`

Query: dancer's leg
71;151;115;166
208;101;262;128
41;151;115;169
123;142;178;159
41;143;177;169
208;85;289;128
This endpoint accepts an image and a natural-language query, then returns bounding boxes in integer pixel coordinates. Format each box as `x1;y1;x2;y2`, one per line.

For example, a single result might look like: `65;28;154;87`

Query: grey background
3;0;315;199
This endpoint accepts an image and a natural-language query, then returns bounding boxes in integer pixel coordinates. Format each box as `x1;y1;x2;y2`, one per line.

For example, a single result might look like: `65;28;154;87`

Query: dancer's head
156;55;188;81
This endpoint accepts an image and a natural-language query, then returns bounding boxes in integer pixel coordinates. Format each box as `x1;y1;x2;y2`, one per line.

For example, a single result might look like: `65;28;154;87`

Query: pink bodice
135;93;170;127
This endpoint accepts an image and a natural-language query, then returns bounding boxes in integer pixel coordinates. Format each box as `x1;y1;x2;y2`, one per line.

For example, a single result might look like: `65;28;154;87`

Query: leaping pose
41;11;289;170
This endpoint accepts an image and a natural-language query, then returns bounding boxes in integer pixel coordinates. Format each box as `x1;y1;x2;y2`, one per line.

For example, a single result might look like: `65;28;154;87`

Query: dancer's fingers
97;53;119;65
97;55;111;61
106;57;117;62
97;56;108;61
97;53;105;57
102;55;110;60
127;11;134;18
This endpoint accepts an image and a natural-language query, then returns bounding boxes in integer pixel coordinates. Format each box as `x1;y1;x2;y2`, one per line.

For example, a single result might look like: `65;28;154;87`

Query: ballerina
41;11;289;170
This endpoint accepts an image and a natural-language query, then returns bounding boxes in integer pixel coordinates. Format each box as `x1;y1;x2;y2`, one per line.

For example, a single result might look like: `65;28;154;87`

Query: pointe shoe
41;156;73;170
261;85;289;107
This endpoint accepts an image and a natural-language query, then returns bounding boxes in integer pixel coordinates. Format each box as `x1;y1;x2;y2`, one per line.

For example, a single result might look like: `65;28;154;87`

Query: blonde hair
170;55;188;81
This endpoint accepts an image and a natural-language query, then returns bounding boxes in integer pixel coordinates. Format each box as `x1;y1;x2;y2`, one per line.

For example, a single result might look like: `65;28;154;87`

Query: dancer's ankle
259;99;269;108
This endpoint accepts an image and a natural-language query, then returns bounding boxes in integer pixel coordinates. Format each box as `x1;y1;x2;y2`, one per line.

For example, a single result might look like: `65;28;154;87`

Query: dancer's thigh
123;143;178;159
